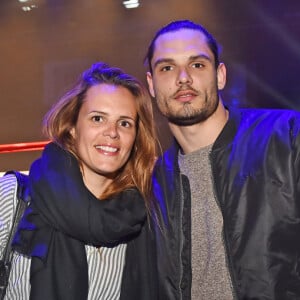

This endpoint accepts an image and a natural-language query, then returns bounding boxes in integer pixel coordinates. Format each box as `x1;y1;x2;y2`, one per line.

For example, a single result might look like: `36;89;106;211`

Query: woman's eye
119;120;131;128
92;115;103;122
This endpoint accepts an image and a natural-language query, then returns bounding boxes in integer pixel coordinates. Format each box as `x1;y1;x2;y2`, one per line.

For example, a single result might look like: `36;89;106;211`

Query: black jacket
120;220;158;300
152;107;300;300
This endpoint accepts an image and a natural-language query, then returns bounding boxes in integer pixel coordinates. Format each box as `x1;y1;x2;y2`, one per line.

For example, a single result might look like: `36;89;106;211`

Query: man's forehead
152;29;211;60
155;29;207;46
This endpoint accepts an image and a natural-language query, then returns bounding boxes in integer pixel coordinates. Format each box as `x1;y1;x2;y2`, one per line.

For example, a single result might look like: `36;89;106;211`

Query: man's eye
92;116;103;122
161;65;173;72
192;63;204;68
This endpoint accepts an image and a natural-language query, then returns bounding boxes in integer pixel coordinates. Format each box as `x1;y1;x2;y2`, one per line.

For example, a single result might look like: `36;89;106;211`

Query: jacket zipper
209;150;239;300
177;173;184;300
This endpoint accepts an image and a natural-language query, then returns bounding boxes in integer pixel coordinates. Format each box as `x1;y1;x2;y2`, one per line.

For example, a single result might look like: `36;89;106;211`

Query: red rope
0;141;50;153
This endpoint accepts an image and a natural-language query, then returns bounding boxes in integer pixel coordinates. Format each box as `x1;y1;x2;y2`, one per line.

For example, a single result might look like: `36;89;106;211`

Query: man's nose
176;68;192;85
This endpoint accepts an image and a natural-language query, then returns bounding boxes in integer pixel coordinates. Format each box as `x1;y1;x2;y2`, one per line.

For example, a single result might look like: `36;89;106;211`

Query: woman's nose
103;122;119;139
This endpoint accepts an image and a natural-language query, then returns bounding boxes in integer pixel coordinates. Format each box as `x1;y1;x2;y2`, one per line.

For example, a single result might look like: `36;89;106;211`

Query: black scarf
12;143;146;300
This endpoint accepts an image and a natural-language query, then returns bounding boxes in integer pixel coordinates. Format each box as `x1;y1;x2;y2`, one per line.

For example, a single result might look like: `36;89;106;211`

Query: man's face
147;29;226;126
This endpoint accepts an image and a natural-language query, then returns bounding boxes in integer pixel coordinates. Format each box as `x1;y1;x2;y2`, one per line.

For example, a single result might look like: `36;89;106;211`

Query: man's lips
174;90;198;102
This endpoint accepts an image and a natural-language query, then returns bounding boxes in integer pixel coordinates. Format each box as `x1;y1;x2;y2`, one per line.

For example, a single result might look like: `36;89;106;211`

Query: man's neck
169;101;228;154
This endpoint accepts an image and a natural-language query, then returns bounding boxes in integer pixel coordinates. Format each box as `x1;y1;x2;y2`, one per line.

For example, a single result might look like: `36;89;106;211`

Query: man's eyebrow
189;54;212;62
153;58;175;69
153;54;213;69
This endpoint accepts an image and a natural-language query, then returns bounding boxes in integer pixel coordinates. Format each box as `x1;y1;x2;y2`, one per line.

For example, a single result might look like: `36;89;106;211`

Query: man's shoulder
235;107;300;127
156;142;178;165
239;107;300;119
153;143;181;184
233;107;300;141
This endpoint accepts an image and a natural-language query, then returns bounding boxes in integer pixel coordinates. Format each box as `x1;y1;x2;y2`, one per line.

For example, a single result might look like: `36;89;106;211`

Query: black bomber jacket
152;107;300;300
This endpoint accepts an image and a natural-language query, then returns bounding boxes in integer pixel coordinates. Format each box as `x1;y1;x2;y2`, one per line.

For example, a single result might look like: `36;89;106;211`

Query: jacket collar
165;106;241;155
212;106;241;151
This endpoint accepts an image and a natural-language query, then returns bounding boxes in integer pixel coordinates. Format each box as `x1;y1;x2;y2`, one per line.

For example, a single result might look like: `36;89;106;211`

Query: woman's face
71;83;137;183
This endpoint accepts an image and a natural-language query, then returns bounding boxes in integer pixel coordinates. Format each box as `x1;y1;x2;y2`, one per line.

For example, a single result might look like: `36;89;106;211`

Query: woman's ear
70;127;76;138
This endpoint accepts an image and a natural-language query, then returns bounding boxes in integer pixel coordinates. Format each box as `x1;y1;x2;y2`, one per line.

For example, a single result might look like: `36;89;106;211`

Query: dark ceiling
1;0;300;171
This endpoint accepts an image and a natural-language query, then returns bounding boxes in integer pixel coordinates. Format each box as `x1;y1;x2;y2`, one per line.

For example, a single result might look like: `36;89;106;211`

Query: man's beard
167;98;219;126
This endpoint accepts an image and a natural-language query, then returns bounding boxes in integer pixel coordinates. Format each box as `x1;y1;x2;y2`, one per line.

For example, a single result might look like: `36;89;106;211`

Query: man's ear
146;72;155;98
217;63;226;90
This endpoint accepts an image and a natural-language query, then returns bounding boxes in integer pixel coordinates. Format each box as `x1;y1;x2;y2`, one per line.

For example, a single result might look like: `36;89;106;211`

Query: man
146;19;300;300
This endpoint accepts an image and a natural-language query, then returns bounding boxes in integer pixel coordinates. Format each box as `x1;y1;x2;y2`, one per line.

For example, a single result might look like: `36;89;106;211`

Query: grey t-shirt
179;145;233;300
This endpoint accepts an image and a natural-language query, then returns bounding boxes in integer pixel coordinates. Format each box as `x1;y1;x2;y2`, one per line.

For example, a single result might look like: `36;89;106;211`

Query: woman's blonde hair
43;62;157;211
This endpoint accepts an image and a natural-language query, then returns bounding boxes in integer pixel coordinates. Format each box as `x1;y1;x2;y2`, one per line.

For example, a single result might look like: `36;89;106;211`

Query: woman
0;62;157;299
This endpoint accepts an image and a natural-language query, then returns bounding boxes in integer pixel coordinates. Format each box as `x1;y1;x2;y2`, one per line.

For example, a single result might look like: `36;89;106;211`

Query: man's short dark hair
145;19;220;73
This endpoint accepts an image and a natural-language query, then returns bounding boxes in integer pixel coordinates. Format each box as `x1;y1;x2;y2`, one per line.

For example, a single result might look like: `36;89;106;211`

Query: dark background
1;0;300;171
